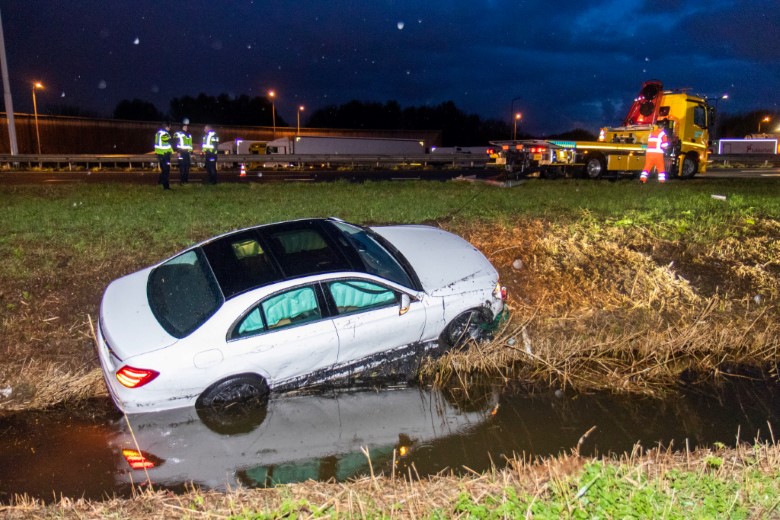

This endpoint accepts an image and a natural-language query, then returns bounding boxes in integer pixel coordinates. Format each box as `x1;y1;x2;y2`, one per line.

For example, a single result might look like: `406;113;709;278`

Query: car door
325;278;426;367
228;285;339;385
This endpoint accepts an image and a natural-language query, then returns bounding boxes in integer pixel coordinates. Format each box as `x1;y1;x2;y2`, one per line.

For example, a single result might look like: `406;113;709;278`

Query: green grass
2;177;778;284
446;459;780;519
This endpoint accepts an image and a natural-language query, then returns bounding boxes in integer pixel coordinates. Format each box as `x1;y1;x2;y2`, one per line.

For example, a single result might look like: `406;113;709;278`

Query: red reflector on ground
116;366;159;388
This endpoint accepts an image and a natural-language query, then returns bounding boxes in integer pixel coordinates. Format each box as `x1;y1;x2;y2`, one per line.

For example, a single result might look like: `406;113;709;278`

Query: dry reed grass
2;439;777;519
421;218;780;397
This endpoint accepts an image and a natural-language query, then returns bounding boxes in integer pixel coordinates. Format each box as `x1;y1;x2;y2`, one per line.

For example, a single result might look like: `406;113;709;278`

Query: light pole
758;116;770;134
32;81;43;154
297;105;304;135
513;112;522;141
510;96;522;139
710;93;728;140
268;90;276;137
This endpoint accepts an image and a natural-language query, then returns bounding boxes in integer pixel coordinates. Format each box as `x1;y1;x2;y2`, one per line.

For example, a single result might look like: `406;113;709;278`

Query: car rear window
148;249;223;338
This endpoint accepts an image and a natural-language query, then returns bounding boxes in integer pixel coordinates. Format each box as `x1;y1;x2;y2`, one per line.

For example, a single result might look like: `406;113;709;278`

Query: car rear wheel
441;309;490;349
196;374;270;409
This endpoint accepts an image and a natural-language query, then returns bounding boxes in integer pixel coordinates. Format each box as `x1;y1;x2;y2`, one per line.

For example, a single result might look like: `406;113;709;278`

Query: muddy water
0;380;778;503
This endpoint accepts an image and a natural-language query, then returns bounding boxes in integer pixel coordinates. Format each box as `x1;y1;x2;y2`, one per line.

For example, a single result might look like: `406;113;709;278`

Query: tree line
43;94;777;146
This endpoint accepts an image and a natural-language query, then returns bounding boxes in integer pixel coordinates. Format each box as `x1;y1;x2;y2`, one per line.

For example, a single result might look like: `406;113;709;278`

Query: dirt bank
0;218;778;413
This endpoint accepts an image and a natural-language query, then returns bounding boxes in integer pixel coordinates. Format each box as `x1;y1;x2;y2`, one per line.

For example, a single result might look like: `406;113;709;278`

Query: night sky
2;0;778;136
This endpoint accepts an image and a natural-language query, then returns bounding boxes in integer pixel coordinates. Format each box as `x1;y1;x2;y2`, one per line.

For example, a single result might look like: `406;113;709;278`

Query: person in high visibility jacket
202;125;220;184
154;122;173;189
173;122;193;183
640;120;669;183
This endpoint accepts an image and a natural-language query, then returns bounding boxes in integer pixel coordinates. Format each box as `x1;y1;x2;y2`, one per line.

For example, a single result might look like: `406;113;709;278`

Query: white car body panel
332;296;426;364
371;225;497;295
97;219;504;414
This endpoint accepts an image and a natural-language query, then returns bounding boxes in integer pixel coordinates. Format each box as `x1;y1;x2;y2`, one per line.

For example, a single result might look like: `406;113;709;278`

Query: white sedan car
97;218;505;413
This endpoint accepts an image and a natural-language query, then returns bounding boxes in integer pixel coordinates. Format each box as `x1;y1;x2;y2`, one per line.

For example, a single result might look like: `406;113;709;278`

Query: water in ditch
0;379;777;503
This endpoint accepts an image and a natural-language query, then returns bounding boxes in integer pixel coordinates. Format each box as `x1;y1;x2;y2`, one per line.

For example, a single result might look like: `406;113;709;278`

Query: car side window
233;286;322;339
327;280;397;315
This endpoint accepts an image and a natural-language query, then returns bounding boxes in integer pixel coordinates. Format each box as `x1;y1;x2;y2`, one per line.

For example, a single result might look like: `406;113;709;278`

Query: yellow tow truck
490;80;712;179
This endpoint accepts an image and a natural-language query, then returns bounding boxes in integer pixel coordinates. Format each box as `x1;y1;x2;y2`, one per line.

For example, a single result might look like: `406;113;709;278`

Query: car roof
197;218;363;299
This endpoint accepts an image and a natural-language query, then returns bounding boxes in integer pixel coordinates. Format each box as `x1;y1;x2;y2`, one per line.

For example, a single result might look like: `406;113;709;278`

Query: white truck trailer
718;138;778;154
266;135;426;155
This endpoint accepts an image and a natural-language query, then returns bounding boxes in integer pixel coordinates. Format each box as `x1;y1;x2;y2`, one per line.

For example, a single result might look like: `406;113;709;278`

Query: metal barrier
0;153;490;171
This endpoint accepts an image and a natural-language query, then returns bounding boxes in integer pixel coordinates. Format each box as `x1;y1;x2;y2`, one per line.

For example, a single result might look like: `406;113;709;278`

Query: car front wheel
441;309;490;349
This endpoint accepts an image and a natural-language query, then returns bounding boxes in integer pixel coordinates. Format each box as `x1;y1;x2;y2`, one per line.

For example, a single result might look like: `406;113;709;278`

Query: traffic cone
240;164;247;177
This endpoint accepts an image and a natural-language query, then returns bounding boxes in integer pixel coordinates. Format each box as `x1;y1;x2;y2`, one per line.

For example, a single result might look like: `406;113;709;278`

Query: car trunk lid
100;268;178;360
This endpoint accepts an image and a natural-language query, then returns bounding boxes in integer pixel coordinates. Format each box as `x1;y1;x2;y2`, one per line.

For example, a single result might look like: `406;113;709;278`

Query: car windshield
147;249;223;338
330;221;414;288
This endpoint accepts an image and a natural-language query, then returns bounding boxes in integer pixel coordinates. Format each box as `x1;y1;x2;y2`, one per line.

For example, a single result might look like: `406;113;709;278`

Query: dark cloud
1;0;777;135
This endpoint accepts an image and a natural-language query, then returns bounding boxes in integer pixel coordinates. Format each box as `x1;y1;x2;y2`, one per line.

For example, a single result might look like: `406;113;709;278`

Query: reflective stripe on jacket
154;130;173;154
174;131;193;151
202;131;219;152
646;129;668;154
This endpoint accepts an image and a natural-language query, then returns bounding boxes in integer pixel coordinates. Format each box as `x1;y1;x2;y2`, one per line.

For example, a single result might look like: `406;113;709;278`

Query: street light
268;90;276;137
297;105;304;135
709;93;728;140
32;81;43;154
758;116;770;133
513;113;522;141
510;96;522;139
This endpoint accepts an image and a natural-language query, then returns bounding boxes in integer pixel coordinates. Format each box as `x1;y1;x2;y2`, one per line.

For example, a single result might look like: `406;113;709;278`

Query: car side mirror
399;294;411;315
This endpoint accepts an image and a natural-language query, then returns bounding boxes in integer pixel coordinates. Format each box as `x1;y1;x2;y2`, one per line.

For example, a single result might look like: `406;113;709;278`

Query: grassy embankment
0;177;778;411
1;177;779;518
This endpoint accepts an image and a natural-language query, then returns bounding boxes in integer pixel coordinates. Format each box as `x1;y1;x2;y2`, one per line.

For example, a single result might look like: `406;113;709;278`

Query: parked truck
266;135;426;155
491;80;712;179
218;139;268;155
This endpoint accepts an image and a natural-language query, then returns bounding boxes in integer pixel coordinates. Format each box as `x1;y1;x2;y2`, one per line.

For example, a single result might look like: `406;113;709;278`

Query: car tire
196;374;270;409
584;155;606;179
441;309;490;349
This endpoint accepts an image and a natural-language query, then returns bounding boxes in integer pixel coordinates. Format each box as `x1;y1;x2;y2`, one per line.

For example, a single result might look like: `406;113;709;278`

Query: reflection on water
111;387;491;490
0;380;777;503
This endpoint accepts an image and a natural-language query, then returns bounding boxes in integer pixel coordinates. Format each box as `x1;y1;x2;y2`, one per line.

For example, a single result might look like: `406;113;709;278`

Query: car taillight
493;283;507;301
116;366;159;388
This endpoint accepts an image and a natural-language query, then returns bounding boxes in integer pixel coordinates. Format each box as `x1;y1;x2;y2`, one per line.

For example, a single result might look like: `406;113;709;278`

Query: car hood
371;225;497;294
100;267;178;360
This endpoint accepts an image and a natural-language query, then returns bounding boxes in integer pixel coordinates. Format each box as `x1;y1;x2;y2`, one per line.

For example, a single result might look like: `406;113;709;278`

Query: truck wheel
679;155;698;179
584;155;606;179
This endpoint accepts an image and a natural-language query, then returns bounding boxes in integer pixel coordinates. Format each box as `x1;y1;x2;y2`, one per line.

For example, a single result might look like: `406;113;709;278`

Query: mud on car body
97;218;506;413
